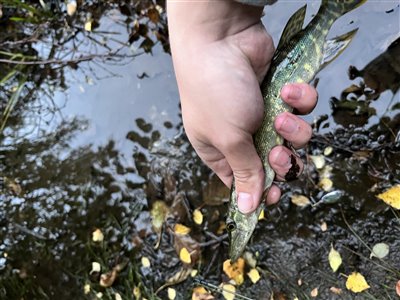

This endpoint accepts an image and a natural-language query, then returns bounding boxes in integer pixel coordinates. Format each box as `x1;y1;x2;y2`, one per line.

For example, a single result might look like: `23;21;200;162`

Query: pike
227;0;367;261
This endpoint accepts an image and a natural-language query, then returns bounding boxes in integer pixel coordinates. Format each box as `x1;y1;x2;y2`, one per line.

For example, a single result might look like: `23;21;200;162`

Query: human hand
167;1;317;213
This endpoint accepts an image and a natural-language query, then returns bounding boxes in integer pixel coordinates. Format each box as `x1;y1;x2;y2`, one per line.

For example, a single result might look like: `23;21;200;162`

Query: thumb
222;134;265;214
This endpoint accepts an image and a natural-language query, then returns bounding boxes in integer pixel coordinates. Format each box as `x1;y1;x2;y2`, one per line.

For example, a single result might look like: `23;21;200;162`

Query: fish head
226;203;262;262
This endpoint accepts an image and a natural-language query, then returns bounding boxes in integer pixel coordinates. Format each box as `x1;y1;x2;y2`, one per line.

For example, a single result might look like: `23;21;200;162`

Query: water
0;1;399;299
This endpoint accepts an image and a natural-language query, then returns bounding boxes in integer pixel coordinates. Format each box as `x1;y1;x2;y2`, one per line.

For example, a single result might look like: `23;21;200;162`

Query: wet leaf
133;286;141;299
151;200;169;248
92;228;104;242
115;293;122;300
192;286;214;300
258;209;265;220
96;292;103;298
396;280;400;297
310;155;325;169
319;178;333;192
147;7;160;23
324;146;333;156
247;268;261;284
67;1;77;16
84;283;91;294
100;269;118;287
370;242;389;259
191;269;198;277
310;287;318;297
320;221;328;232
167;288;176;300
220;283;236;300
243;251;257;268
90;262;101;274
328;246;342;272
223;258;245;285
84;20;92;31
291;194;311;207
5;177;22;195
346;272;370;293
156;267;192;293
376;185;400;209
174;224;191;235
180;247;192;264
330;287;342;295
193;209;203;225
141;256;150;268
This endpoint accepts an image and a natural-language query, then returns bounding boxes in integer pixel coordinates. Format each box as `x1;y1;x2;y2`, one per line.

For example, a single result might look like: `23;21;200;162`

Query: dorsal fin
276;4;307;52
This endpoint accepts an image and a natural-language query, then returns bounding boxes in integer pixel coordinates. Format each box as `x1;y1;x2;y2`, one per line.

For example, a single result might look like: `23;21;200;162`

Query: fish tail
321;0;367;18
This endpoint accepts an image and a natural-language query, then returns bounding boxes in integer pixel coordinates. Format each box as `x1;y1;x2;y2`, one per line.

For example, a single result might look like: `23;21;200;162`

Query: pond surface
1;1;399;299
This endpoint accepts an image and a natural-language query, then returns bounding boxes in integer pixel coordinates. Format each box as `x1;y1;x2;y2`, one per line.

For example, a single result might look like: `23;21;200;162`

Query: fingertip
265;185;281;205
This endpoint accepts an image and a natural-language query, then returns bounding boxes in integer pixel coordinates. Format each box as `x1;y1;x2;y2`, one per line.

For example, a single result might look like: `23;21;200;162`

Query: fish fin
322;28;359;68
276;5;307;52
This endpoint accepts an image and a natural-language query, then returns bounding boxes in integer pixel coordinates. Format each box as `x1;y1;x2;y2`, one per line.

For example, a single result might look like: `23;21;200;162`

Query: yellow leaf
92;228;104;242
193;209;203;225
84;20;92;31
115;293;122;300
180;247;192;264
223;258;245;285
346;272;370;293
319;178;333;192
310;287;318;297
168;288;176;300
310;155;325;169
90;262;101;274
247;268;261;284
174;224;191;235
96;292;103;299
320;221;328;232
324;146;333;156
258;209;265;220
376;185;400;209
328;246;342;272
190;269;198;277
133;286;141;299
330;287;342;295
84;283;91;294
220;283;236;300
192;286;213;300
291;194;311;207
141;256;151;268
151;201;169;232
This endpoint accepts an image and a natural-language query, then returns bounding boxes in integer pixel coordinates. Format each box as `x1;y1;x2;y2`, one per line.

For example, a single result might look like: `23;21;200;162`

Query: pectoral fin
276;5;307;52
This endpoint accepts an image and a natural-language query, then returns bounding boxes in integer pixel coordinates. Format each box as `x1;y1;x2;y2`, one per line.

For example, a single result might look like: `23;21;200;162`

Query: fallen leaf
156;267;192;294
258;209;265;220
141;256;151;268
310;287;318;297
291;194;311;207
67;0;77;16
297;278;302;286
376;185;400;209
192;287;214;300
320;221;328;232
174;224;191;235
168;288;176;300
151;200;169;248
191;269;198;277
193;209;203;225
319;178;333;192
216;221;226;235
328;246;342;272
346;272;370;293
243;251;257;268
330;287;342;295
100;269;118;287
84;283;91;294
310;155;326;169
247;268;261;284
223;258;245;285
133;286;141;299
90;262;101;274
220;283;236;300
324;146;333;156
396;280;400;297
96;292;103;299
180;247;192;264
84;20;92;31
92;229;104;242
370;242;389;259
115;293;122;300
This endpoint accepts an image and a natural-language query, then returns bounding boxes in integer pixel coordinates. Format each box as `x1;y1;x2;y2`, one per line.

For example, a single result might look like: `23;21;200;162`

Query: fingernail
237;192;254;214
276;115;299;134
284;84;302;100
276;150;292;168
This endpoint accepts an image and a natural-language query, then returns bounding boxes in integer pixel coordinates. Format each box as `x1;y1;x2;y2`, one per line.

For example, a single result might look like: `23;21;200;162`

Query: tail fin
321;0;367;16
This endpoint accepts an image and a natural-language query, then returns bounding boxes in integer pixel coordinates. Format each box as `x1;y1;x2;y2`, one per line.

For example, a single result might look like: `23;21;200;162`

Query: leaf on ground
376;185;400;209
141;256;151;268
330;287;342;295
310;155;326;169
168;288;176;300
247;268;261;284
346;272;370;293
216;221;226;235
99;269;118;287
370;242;389;259
155;267;192;294
84;283;91;294
243;251;257;268
320;221;328;232
396;280;400;297
291;194;311;207
180;247;192;264
324;146;333;156
151;200;169;232
310;287;318;297
174;224;191;235
319;178;333;192
67;1;77;16
220;283;236;300
328;246;342;272
192;287;214;300
223;258;245;285
90;262;101;275
84;20;92;31
193;209;203;225
92;228;104;242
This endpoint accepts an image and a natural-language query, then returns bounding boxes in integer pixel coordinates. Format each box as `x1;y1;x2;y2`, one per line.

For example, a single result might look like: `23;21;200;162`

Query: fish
227;0;367;261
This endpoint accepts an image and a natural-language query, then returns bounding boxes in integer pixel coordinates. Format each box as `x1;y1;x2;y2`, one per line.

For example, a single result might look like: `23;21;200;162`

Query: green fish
227;0;367;261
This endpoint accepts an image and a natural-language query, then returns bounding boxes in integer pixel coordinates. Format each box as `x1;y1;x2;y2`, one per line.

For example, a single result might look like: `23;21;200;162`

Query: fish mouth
228;225;254;262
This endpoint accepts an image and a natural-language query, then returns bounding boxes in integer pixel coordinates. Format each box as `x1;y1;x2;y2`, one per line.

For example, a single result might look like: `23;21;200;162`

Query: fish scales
227;0;366;261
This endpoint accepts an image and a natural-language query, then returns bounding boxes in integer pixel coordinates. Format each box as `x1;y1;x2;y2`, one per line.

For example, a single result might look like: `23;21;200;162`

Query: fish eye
226;221;236;232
